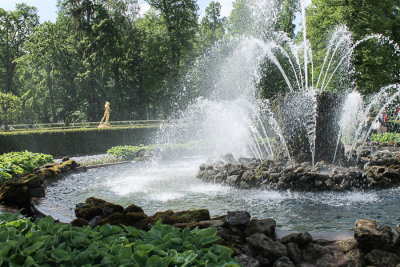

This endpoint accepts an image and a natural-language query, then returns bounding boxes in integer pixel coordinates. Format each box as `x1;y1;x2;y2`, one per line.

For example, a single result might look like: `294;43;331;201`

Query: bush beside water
371;133;400;144
0;213;238;266
107;145;155;160
0;151;53;185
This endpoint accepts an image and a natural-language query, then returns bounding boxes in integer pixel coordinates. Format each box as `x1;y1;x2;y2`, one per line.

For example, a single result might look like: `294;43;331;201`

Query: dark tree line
0;0;399;127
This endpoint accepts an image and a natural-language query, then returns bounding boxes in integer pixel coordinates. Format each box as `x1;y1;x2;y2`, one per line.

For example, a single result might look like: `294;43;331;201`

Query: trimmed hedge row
0;126;159;157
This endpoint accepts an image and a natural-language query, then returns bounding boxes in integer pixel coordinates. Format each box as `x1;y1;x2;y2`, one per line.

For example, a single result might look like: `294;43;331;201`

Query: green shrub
371;133;400;143
0;213;239;266
107;145;156;160
0;151;53;185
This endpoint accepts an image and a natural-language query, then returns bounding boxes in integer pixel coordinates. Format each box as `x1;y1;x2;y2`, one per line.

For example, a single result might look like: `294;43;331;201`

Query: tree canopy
0;0;399;128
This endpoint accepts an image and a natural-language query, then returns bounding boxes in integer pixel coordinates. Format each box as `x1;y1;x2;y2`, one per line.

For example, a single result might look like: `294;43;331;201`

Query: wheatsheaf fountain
37;0;400;233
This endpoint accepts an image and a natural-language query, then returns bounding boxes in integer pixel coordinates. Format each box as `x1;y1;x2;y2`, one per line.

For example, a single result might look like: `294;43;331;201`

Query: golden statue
98;101;111;128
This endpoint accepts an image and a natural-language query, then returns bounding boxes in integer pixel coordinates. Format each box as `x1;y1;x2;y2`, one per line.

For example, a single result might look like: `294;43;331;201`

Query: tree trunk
4;61;16;94
47;64;57;122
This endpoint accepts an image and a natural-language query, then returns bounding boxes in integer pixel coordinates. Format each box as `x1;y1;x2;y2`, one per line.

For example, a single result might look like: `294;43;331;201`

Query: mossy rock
125;212;149;230
22;174;45;187
150;209;210;224
124;203;144;214
75;197;124;221
0;184;30;207
71;218;89;227
98;212;125;226
102;203;124;217
85;197;109;206
75;204;103;221
0;160;79;208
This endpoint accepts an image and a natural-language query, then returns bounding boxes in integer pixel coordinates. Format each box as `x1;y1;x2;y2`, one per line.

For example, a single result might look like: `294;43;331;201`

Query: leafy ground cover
0;151;53;185
371;133;400;144
0;213;238;266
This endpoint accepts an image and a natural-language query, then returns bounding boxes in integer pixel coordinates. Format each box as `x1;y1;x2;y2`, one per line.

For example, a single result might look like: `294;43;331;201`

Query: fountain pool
35;0;400;234
37;157;400;231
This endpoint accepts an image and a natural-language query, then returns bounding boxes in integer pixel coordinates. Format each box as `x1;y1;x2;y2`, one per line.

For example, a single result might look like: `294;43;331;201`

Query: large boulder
365;249;400;267
75;197;124;221
245;218;276;237
0;160;79;208
354;219;395;251
150;209;210;224
246;233;288;261
226;211;251;226
280;232;313;247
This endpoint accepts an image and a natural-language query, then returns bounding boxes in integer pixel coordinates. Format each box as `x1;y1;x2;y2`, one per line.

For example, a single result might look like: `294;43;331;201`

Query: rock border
197;150;400;191
0;158;79;209
71;198;400;266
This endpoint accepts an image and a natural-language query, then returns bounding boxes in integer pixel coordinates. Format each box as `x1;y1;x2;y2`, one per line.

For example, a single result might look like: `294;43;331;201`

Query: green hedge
0;126;159;157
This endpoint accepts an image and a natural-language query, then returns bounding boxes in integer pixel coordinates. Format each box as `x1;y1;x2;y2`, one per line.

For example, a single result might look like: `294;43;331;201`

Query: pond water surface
38;157;400;231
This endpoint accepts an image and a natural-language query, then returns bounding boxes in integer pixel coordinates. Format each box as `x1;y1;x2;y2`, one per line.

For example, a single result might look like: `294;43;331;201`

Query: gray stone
226;175;240;185
272;256;295;267
354;219;394;251
365;249;400;267
301;243;327;262
280;232;313;247
337;238;358;252
234;254;261;267
246;233;288;260
286;243;301;263
217;227;242;243
226;211;251;226
245;218;276;237
346;248;365;267
88;216;102;227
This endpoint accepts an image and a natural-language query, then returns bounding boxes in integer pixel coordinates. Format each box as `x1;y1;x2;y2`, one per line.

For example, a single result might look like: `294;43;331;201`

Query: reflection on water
38;158;400;231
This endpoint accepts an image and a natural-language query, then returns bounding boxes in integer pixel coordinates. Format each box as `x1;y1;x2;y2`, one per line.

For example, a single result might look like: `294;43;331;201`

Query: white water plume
155;0;400;164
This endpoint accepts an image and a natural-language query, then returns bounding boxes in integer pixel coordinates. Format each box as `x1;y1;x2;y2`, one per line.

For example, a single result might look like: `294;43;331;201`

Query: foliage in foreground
0;213;238;266
0;151;53;185
371;133;400;144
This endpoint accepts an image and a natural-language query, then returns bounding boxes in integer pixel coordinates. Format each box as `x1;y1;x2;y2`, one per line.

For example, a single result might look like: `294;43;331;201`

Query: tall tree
0;4;39;94
146;0;198;80
199;1;226;47
228;0;252;35
307;0;400;94
59;0;113;121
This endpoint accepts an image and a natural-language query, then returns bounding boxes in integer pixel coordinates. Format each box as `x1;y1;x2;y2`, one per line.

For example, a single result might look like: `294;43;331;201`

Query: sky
0;0;235;23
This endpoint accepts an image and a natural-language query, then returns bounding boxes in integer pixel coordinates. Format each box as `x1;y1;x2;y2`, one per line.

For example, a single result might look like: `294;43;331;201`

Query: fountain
34;0;400;234
164;0;400;167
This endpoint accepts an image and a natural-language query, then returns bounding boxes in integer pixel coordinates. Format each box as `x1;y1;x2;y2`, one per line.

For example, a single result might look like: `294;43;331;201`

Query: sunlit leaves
0;212;239;266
